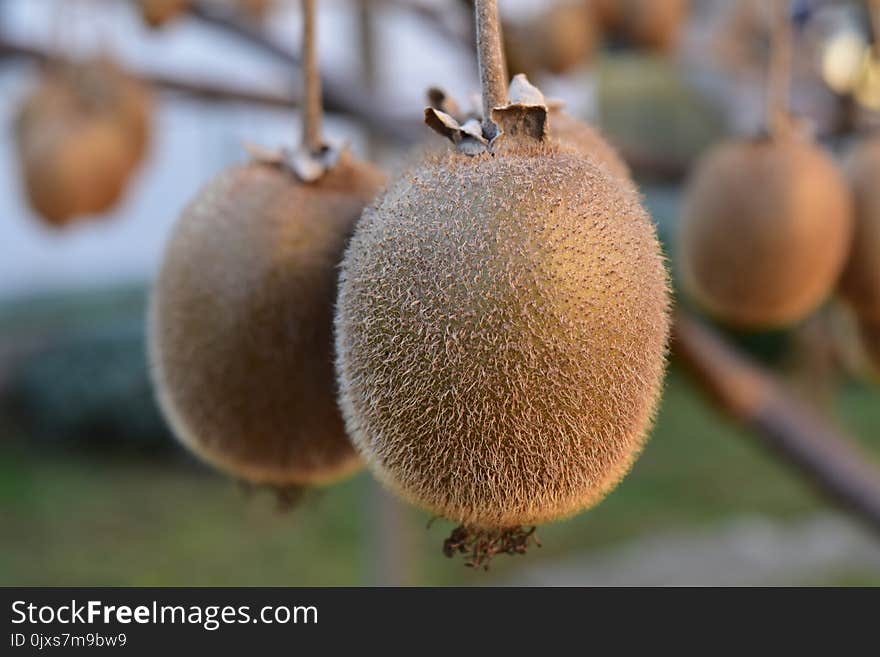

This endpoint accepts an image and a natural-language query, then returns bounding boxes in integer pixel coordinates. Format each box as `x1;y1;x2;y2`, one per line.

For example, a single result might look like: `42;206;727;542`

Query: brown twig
672;312;880;535
186;1;420;142
474;0;507;139
0;37;297;107
300;0;322;152
0;35;421;143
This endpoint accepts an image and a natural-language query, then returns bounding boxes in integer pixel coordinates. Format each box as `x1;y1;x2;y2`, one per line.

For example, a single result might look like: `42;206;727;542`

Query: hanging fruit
679;135;852;329
149;0;384;496
678;1;853;330
335;1;670;566
15;60;152;227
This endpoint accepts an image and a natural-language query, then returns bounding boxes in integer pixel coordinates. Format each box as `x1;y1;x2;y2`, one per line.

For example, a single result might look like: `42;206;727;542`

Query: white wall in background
0;0;488;301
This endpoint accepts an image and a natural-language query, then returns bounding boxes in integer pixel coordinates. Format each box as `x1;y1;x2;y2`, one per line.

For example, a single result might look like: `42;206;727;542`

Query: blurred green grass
2;365;878;586
2;285;879;585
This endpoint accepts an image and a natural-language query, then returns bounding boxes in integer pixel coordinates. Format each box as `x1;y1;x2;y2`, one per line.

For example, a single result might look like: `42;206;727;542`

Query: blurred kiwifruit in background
14;60;152;227
678;135;853;330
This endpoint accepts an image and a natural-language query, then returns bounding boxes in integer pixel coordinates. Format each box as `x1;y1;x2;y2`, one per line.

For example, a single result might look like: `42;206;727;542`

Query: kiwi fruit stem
766;0;793;138
301;0;323;154
475;0;507;140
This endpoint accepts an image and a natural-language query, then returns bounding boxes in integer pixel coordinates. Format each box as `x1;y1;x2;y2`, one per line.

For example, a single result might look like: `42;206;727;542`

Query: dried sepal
424;74;549;155
244;141;344;183
424;108;490;155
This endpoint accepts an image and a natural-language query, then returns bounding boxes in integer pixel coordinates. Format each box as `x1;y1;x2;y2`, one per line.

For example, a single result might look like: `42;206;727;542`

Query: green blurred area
1;286;879;585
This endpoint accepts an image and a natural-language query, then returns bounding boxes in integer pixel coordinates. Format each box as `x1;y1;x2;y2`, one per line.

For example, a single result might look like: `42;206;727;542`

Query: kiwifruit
550;107;630;180
77;60;154;168
840;137;880;322
149;153;385;487
15;68;135;226
679;135;853;329
503;1;597;78
335;120;670;528
138;0;189;28
594;0;688;52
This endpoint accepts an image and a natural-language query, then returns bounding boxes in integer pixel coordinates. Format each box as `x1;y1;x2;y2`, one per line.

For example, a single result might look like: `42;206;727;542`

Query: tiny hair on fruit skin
149;0;385;493
335;0;670;566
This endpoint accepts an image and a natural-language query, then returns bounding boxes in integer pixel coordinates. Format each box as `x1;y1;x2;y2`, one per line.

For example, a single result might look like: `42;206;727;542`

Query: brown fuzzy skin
335;143;670;529
679;137;853;330
504;2;597;78
150;156;385;486
139;0;189;28
594;0;688;52
841;137;880;322
550;110;630;181
15;73;134;226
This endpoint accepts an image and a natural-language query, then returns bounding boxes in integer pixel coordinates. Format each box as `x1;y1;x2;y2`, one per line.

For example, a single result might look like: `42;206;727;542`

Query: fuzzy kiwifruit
150;153;385;487
503;2;597;78
840;137;880;322
679;135;853;330
594;0;688;52
15;69;135;226
550;108;630;180
336;135;670;529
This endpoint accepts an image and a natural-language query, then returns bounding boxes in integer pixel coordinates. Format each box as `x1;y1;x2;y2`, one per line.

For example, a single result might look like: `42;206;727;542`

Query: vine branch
673;312;880;535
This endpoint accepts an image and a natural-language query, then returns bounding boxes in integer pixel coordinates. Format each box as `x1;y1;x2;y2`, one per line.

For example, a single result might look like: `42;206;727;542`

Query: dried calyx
244;140;347;184
424;74;550;155
443;525;541;570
